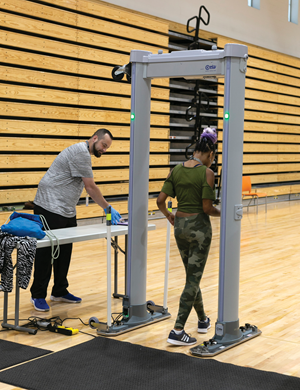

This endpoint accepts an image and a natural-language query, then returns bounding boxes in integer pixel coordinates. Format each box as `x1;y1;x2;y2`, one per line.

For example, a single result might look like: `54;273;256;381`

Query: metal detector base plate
190;326;262;357
96;312;171;337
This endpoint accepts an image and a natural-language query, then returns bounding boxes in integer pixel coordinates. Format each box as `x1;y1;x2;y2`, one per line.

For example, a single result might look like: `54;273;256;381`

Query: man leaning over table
30;128;122;312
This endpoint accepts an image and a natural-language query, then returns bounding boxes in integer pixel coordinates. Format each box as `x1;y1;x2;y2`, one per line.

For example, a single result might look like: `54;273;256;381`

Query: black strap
183;162;201;167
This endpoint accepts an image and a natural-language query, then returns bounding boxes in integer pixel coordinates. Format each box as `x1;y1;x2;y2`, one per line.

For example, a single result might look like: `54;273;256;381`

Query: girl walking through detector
157;128;220;346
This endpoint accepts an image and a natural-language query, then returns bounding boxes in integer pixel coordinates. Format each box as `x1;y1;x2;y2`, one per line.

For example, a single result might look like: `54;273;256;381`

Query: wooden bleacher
217;36;300;198
0;0;170;225
1;0;300;227
158;17;300;202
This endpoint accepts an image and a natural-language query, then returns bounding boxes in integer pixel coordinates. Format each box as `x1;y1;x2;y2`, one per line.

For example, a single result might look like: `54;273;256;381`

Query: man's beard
93;143;102;158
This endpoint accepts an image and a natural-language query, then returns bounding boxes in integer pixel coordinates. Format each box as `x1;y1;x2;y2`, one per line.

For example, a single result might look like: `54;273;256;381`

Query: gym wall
0;0;171;224
217;36;300;198
1;0;300;225
167;22;300;202
105;1;300;200
104;0;300;59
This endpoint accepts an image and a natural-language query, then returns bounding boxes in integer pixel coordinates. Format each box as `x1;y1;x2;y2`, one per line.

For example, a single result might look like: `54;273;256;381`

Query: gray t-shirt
34;142;93;218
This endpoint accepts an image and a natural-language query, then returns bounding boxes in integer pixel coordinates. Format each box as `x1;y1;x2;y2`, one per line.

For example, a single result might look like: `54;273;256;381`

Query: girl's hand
167;213;175;226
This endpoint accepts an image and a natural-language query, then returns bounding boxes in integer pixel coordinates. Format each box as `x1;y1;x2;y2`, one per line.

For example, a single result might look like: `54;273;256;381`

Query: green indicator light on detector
224;112;230;120
130;113;135;120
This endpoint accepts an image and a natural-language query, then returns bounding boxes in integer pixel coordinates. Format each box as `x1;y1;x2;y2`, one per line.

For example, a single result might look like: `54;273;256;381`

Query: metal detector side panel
218;54;247;323
127;53;152;311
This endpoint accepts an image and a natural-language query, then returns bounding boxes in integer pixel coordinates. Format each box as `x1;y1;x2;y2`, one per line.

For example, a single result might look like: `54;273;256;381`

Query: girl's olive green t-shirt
161;164;215;214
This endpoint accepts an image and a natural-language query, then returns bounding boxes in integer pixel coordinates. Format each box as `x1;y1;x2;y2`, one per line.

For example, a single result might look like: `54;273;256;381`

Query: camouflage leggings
174;213;212;330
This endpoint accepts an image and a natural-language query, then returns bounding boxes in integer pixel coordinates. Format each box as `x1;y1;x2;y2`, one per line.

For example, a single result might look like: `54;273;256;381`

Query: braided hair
194;127;217;154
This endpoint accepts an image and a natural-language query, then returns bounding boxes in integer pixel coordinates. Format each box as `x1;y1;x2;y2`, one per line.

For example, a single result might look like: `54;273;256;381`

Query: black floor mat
0;337;299;390
0;339;52;370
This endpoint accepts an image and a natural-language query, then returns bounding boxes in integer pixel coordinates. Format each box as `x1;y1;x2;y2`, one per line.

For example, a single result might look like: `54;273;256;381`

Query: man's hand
104;205;122;225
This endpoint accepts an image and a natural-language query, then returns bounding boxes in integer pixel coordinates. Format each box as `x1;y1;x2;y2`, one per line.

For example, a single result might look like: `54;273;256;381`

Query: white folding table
1;223;156;334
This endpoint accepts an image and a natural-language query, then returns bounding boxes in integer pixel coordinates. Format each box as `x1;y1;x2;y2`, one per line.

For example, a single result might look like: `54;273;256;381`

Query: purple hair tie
200;127;217;144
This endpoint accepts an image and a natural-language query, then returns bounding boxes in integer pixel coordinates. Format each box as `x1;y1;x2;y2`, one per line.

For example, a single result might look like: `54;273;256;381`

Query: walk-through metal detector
95;44;261;354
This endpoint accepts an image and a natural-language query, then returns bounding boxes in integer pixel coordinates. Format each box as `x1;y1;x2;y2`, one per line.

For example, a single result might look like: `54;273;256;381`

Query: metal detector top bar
129;44;248;80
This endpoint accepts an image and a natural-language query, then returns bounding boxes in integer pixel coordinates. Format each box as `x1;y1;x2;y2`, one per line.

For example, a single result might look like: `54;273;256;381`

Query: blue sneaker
198;317;211;333
30;298;50;312
167;330;197;346
50;293;82;303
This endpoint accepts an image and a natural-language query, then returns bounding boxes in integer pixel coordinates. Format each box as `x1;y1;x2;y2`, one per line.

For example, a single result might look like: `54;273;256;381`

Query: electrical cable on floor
22;316;62;331
0;316;91;336
79;330;97;338
61;317;89;326
111;312;124;326
1;315;128;337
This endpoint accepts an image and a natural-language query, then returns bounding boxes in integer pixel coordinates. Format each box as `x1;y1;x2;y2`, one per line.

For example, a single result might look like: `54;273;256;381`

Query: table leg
3;292;8;324
114;236;118;297
113;235;128;299
125;234;128;295
15;267;20;327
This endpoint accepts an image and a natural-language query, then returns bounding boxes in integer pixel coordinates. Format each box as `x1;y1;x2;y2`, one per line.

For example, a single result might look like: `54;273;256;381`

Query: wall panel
217;36;300;192
3;0;300;214
0;0;170;217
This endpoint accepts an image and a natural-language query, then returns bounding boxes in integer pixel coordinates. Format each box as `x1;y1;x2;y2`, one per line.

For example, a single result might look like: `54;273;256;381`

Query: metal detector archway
97;44;261;356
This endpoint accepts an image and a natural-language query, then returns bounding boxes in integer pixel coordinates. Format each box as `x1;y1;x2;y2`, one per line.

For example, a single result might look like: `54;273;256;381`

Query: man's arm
82;177;109;210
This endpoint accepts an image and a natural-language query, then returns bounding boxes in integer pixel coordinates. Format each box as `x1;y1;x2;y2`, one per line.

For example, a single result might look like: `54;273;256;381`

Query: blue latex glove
104;205;122;225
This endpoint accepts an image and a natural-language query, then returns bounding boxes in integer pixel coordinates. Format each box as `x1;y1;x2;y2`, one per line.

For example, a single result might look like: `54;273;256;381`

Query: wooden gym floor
1;199;300;389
